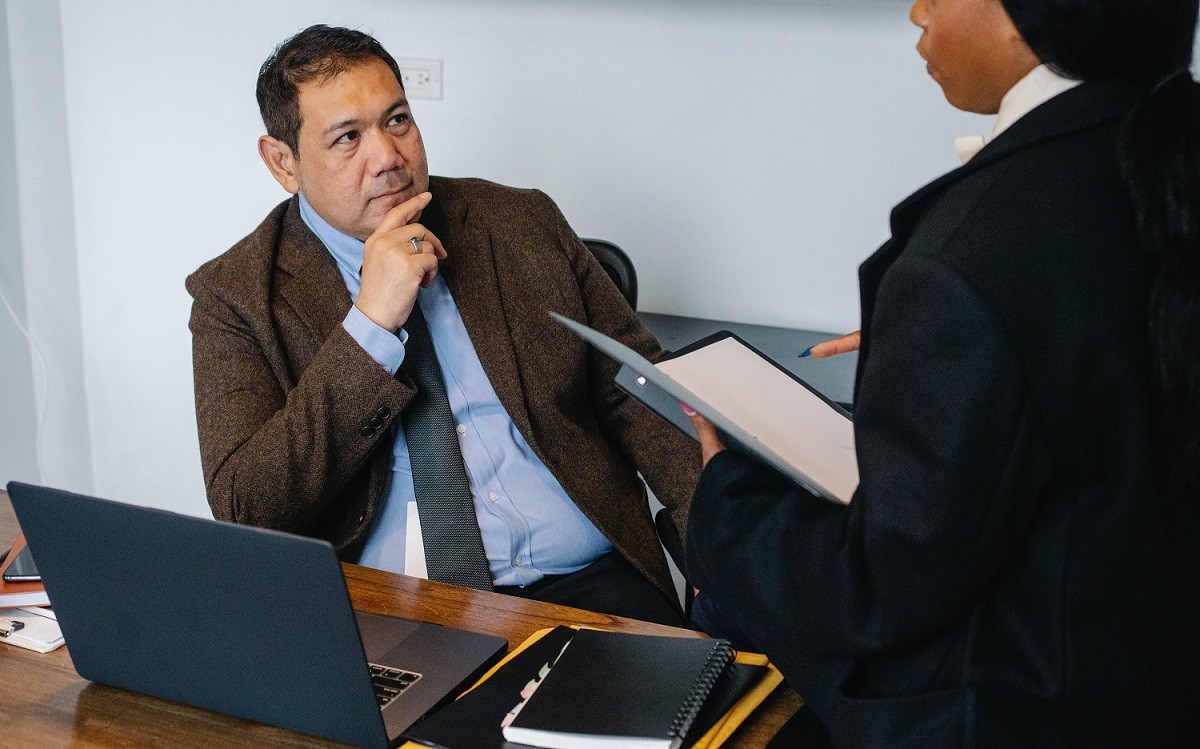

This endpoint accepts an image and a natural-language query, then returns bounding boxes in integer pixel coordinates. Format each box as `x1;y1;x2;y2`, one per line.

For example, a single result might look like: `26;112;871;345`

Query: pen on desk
0;617;25;637
799;346;813;358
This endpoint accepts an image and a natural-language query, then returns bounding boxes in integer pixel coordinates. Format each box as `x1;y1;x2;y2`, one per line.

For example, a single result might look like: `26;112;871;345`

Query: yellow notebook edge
690;651;785;749
399;626;783;749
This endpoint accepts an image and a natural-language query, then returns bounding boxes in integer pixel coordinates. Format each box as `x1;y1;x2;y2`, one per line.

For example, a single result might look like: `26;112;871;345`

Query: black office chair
582;238;691;615
582;238;638;309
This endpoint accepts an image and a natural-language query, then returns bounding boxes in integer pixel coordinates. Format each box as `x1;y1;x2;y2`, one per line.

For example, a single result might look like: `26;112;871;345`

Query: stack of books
0;533;49;608
1;532;63;653
403;626;782;749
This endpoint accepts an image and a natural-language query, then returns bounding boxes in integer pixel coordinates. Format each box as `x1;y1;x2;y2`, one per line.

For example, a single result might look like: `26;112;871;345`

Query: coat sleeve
687;252;1053;661
539;192;703;551
186;272;412;536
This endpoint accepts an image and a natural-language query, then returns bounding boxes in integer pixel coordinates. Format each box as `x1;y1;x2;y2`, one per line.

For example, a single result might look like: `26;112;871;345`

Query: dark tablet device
2;544;40;582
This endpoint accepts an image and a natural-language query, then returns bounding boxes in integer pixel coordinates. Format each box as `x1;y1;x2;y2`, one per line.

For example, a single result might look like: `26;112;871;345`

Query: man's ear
258;135;300;194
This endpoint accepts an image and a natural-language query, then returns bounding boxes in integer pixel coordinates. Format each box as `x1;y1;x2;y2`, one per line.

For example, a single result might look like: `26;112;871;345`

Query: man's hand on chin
355;191;448;332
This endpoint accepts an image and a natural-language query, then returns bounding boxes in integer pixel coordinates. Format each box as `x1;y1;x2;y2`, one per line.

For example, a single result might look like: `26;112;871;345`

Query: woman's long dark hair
1000;0;1200;501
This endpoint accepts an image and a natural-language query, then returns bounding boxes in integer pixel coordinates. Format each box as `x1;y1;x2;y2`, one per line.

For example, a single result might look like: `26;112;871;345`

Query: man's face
909;0;1039;114
287;58;429;240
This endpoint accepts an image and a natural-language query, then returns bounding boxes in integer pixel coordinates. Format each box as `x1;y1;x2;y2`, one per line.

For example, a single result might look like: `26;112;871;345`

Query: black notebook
677;660;769;748
405;627;766;749
500;629;734;749
402;625;578;749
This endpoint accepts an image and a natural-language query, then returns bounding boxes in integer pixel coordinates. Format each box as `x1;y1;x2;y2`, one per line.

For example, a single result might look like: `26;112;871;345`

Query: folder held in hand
551;312;858;504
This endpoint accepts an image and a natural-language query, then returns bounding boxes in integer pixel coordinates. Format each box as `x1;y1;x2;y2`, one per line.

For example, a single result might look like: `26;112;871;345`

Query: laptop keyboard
368;663;423;708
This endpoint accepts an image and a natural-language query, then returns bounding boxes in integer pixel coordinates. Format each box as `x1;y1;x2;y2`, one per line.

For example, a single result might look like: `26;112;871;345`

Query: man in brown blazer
186;25;699;626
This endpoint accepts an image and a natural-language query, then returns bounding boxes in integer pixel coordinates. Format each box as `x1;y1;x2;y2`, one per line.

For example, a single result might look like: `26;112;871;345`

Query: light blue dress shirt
298;194;611;587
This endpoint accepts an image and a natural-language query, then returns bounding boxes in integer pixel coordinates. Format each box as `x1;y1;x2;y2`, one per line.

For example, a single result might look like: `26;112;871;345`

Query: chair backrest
582;238;638;310
577;242;690;611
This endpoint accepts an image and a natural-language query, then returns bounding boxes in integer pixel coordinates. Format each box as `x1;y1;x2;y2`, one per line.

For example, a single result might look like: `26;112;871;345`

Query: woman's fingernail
680;403;696;416
799;347;812;358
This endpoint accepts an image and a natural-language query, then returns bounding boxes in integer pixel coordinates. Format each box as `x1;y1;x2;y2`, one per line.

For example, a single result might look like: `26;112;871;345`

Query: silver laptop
7;482;507;749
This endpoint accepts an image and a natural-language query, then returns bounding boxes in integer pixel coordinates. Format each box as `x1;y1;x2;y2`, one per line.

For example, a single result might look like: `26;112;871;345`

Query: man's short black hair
256;25;404;156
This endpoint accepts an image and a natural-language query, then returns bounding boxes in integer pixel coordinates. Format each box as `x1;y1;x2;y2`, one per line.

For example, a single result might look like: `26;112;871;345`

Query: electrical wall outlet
395;57;443;100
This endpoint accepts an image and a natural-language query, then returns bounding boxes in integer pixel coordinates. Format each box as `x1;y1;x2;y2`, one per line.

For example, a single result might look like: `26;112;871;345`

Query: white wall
6;0;998;515
3;0;93;496
0;4;38;488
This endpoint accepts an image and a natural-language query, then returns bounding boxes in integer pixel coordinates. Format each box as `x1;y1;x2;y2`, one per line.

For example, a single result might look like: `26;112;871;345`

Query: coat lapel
428;179;538;449
274;198;354;358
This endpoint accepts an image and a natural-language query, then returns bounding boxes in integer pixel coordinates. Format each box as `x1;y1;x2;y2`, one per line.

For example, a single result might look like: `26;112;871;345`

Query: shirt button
456;424;467;435
488;492;498;502
513;557;522;567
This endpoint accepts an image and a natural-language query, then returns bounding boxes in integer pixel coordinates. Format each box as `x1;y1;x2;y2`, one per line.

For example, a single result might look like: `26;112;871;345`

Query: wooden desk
0;490;800;748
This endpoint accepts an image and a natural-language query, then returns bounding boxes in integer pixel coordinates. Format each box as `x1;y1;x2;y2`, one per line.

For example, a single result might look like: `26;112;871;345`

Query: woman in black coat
685;1;1200;746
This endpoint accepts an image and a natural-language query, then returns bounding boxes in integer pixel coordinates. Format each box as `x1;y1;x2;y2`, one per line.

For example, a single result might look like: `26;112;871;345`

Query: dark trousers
495;551;687;628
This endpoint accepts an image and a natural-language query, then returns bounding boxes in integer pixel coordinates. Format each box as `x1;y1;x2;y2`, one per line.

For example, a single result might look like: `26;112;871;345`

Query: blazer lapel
428;180;539;449
274;198;354;354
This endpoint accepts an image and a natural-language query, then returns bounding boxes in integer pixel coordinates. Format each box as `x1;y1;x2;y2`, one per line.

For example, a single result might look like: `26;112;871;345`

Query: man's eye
388;113;409;127
336;130;359;144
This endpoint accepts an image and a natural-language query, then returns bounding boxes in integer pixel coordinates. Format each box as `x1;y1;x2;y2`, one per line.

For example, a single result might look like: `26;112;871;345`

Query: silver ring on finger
409;236;423;254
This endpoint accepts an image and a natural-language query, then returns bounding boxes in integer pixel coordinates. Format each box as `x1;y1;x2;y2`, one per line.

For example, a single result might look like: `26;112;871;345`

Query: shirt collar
955;64;1083;164
991;64;1082;140
297;192;365;284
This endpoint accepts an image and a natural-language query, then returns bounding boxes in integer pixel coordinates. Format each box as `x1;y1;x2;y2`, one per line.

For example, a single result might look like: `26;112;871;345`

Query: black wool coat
688;80;1200;747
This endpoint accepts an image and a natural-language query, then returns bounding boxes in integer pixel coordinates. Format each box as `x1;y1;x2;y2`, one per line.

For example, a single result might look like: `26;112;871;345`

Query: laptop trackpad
355;610;422;662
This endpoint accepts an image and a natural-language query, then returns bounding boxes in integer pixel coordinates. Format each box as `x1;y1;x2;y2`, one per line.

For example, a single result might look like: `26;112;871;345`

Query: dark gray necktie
400;303;494;591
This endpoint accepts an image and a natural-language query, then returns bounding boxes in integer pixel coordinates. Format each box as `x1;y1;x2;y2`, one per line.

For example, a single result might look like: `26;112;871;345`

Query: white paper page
404;500;429;579
657;337;858;504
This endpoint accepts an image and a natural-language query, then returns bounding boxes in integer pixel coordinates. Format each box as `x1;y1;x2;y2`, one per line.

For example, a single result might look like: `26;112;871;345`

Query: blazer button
369;416;384;430
376;406;391;419
359;425;375;438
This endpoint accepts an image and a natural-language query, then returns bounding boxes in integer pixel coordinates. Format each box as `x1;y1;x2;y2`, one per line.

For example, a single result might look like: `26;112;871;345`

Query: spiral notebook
402;626;778;749
500;629;734;749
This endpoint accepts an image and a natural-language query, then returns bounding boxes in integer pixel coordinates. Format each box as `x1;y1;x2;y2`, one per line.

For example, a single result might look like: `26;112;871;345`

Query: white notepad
552;313;858;504
0;606;64;653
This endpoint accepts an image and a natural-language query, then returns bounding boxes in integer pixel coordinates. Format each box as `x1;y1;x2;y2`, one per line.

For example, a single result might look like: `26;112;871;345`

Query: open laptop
6;482;507;749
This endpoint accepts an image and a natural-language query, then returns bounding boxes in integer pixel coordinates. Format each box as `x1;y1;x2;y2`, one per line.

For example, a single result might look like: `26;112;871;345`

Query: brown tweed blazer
186;176;700;607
